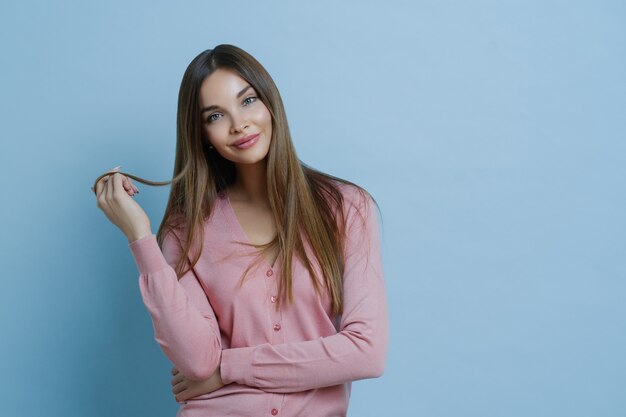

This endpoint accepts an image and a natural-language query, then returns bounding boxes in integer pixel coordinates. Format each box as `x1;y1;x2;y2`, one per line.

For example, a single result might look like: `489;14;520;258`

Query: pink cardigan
128;183;388;417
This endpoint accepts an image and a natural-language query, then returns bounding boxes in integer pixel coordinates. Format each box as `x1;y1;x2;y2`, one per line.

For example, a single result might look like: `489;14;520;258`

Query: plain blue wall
1;1;624;416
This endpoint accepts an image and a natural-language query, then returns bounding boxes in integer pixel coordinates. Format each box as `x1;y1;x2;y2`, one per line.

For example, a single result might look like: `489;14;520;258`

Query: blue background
1;1;625;416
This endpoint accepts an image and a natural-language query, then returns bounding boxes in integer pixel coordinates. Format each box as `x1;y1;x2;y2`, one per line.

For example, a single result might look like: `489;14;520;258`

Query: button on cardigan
128;183;388;417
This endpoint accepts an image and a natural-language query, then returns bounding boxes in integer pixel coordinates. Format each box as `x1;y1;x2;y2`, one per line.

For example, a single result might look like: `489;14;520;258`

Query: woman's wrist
127;229;153;244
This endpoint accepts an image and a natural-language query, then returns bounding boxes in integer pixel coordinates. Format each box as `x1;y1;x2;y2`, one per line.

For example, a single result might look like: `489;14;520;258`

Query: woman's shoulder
331;179;373;210
324;180;377;227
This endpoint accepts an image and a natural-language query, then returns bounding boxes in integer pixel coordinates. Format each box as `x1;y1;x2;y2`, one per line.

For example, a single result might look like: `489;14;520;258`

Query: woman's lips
232;134;260;149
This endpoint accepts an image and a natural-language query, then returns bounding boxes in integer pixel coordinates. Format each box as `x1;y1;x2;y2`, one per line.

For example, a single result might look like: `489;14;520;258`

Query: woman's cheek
259;107;273;131
205;126;223;143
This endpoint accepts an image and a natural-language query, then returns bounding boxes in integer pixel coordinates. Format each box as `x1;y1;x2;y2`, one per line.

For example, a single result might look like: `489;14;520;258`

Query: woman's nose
230;116;249;134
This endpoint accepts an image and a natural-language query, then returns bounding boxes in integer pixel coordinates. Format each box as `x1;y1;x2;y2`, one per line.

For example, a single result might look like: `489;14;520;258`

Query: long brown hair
93;44;380;316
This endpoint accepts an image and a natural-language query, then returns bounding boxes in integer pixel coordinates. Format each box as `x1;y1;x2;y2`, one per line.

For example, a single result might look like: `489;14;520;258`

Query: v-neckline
219;190;280;270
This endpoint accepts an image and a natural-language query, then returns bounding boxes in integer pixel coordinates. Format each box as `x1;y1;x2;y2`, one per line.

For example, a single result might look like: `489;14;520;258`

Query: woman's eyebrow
201;85;253;114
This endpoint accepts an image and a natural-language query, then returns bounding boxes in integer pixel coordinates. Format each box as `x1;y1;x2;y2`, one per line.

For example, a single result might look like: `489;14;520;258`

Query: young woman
92;44;387;417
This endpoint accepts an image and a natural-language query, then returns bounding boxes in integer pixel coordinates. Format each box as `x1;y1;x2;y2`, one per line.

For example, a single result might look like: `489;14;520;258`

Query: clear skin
92;68;274;402
200;67;273;204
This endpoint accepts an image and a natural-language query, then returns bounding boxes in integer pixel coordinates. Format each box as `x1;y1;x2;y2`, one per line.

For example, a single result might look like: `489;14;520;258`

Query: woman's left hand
171;365;225;402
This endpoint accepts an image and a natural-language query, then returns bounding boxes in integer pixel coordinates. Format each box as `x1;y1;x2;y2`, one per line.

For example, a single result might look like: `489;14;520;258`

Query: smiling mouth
231;133;260;147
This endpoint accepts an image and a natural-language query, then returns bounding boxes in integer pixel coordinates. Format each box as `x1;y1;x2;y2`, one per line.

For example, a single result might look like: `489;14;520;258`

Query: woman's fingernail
112;165;121;170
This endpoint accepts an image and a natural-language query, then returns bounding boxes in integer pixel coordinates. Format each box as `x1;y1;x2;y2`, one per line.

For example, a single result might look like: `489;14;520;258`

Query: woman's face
199;68;273;165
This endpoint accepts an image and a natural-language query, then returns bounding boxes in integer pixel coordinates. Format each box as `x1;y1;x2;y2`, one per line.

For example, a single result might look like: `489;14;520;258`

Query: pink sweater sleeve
220;192;388;393
128;231;222;381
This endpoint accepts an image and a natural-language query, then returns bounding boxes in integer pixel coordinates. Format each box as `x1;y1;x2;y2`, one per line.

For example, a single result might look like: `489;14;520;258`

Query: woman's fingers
122;176;134;196
172;382;186;395
172;377;187;395
111;172;133;199
93;166;152;242
169;370;223;403
121;174;138;196
176;389;192;402
94;176;105;197
129;177;139;194
171;371;184;386
170;370;191;402
96;174;112;201
94;173;110;197
94;166;121;196
106;171;116;198
175;380;208;402
170;369;188;403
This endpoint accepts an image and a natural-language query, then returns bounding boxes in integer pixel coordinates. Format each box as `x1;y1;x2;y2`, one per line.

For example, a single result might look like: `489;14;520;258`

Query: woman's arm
129;230;222;381
94;167;221;380
219;190;388;393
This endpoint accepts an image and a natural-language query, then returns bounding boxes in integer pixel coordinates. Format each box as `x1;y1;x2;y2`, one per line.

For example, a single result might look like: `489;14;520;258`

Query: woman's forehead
200;69;249;97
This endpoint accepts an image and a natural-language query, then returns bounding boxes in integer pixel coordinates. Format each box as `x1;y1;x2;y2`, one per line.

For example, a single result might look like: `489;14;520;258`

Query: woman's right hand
93;166;152;243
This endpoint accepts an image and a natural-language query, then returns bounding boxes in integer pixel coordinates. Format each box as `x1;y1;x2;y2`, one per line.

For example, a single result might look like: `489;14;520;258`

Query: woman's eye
206;113;221;123
243;96;257;105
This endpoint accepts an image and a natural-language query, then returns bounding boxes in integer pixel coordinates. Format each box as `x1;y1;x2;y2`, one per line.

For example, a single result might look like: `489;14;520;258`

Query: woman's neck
230;160;269;205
